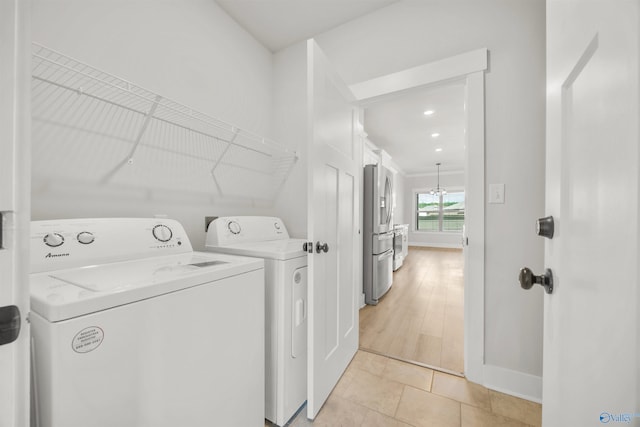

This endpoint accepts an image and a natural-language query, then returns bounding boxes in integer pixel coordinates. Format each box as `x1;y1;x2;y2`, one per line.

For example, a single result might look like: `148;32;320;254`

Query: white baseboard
408;241;462;249
482;364;542;403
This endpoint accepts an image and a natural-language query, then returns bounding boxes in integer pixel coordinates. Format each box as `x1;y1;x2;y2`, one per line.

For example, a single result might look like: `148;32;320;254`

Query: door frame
349;48;487;383
0;0;31;425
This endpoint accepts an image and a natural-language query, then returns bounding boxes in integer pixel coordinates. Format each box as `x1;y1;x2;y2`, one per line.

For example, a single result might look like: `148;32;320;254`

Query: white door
0;1;30;426
543;1;638;426
306;39;360;419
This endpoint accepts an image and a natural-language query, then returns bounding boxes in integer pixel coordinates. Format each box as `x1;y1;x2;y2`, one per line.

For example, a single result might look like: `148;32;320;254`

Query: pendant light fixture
429;162;447;196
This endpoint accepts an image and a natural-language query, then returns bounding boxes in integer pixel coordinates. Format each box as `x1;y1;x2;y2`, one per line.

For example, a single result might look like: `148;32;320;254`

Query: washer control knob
274;222;281;230
43;233;64;247
152;225;173;242
77;232;95;245
228;221;241;235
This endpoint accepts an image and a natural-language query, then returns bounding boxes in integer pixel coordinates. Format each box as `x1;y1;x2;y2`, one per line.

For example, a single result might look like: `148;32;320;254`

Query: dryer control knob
228;221;241;235
152;225;173;242
77;232;95;245
43;233;64;247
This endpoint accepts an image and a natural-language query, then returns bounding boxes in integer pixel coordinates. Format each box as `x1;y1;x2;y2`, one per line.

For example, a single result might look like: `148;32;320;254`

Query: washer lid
206;238;307;261
29;251;263;322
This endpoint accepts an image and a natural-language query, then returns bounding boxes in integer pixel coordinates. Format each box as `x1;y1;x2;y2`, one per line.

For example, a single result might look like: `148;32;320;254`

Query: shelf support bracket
210;128;240;196
100;94;162;184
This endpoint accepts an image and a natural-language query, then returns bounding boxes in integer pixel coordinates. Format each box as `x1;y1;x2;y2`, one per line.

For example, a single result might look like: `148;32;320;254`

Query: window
416;191;465;232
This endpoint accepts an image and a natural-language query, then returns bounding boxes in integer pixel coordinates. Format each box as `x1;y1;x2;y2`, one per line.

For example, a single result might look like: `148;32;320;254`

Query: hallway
360;247;464;373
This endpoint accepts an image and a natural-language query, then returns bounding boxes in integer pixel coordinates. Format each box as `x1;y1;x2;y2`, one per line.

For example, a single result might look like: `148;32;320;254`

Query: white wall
31;0;276;250
404;171;465;248
271;42;308;238
314;0;546;393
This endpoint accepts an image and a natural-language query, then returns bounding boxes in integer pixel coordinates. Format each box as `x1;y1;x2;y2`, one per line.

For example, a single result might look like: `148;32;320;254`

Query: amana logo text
45;252;70;258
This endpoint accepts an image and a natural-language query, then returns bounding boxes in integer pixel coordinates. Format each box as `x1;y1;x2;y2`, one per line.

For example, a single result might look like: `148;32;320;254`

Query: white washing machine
29;218;265;427
205;216;307;427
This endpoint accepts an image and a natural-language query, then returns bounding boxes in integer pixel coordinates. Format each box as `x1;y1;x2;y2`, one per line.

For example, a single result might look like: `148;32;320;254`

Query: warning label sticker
72;327;104;353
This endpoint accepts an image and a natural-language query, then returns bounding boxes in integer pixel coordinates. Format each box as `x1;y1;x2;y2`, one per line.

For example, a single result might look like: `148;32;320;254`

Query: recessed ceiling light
431;133;440;138
435;148;443;152
424;110;434;116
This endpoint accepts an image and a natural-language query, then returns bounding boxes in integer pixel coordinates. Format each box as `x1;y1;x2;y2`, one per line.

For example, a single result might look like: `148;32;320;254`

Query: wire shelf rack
31;43;297;199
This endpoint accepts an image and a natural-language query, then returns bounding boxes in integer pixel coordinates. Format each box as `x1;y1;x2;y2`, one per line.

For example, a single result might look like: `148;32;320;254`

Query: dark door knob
536;216;554;239
315;242;329;253
519;267;553;294
0;305;21;346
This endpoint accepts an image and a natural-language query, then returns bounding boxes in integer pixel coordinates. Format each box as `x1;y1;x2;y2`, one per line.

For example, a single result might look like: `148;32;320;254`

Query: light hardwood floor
360;247;464;374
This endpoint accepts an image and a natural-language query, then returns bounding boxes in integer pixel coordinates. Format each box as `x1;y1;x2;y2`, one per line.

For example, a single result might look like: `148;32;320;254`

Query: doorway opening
350;48;487;382
358;79;467;375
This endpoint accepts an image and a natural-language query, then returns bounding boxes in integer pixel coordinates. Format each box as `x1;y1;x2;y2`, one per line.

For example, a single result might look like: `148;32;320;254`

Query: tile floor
270;350;542;427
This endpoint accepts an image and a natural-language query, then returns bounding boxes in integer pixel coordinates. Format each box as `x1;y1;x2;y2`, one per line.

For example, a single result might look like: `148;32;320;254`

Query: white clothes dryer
29;218;265;427
205;216;307;427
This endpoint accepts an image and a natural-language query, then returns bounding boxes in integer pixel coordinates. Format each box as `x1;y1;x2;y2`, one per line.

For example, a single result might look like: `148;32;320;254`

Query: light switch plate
489;184;505;204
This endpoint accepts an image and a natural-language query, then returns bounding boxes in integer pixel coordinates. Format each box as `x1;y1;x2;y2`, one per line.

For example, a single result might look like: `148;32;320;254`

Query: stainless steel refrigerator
363;164;394;305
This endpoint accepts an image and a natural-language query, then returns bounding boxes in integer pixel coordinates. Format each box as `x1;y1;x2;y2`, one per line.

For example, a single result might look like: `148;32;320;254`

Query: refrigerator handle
385;177;392;226
379;249;394;260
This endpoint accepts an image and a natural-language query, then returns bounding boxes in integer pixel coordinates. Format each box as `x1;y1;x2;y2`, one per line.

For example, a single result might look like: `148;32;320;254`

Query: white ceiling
215;0;466;175
215;0;399;53
364;81;466;175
